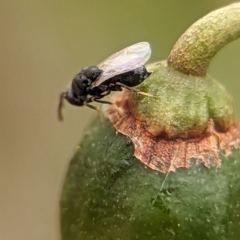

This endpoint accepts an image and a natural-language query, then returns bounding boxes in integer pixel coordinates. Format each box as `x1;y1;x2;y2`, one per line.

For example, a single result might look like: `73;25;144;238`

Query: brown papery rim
105;91;240;173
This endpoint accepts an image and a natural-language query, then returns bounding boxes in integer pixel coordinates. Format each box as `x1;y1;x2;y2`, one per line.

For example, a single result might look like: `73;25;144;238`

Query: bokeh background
1;1;240;239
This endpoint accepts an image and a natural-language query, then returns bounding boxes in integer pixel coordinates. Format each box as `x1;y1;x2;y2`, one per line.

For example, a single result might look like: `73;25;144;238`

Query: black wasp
58;42;152;120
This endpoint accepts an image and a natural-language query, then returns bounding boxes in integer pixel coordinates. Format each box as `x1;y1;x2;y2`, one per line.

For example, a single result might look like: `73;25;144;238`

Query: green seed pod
61;3;240;240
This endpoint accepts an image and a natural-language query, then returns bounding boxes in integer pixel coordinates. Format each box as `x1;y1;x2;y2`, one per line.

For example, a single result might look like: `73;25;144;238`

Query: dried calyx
105;3;240;173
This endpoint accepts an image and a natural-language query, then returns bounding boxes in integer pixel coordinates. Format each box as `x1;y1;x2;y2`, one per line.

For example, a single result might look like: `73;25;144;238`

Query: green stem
167;3;240;76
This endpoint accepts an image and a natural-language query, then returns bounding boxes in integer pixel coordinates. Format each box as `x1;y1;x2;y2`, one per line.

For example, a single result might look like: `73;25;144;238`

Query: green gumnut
60;118;240;240
60;3;240;240
60;62;240;239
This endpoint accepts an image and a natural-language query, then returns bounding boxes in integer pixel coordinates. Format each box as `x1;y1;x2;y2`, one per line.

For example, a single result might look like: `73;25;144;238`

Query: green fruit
61;119;240;240
60;3;240;240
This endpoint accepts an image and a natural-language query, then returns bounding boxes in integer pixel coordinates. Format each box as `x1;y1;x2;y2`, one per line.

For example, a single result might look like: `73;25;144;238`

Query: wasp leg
84;94;112;110
84;98;99;111
99;90;111;97
86;95;112;105
84;97;108;124
115;82;155;97
94;99;112;105
58;91;67;121
95;92;112;105
85;103;99;110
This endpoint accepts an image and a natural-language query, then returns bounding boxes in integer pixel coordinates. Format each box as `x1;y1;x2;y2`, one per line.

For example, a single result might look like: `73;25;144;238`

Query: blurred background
1;0;240;239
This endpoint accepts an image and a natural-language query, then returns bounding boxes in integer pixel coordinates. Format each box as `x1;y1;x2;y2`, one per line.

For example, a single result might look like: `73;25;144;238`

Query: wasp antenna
58;92;67;121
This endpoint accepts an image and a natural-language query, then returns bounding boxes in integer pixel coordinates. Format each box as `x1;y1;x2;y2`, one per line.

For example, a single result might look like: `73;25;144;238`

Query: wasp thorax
80;66;103;81
105;61;239;173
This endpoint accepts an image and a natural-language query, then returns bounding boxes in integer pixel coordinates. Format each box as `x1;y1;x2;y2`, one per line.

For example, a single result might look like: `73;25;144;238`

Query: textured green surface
131;62;234;137
61;119;240;240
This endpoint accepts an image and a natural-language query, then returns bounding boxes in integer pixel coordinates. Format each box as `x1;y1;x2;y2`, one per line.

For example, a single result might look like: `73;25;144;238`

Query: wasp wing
91;42;151;88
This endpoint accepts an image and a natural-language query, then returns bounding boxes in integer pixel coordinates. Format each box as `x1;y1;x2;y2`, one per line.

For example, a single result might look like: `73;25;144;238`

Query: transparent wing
91;42;151;88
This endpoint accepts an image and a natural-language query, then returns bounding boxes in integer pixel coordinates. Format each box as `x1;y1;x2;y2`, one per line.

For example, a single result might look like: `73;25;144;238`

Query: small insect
58;42;152;121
